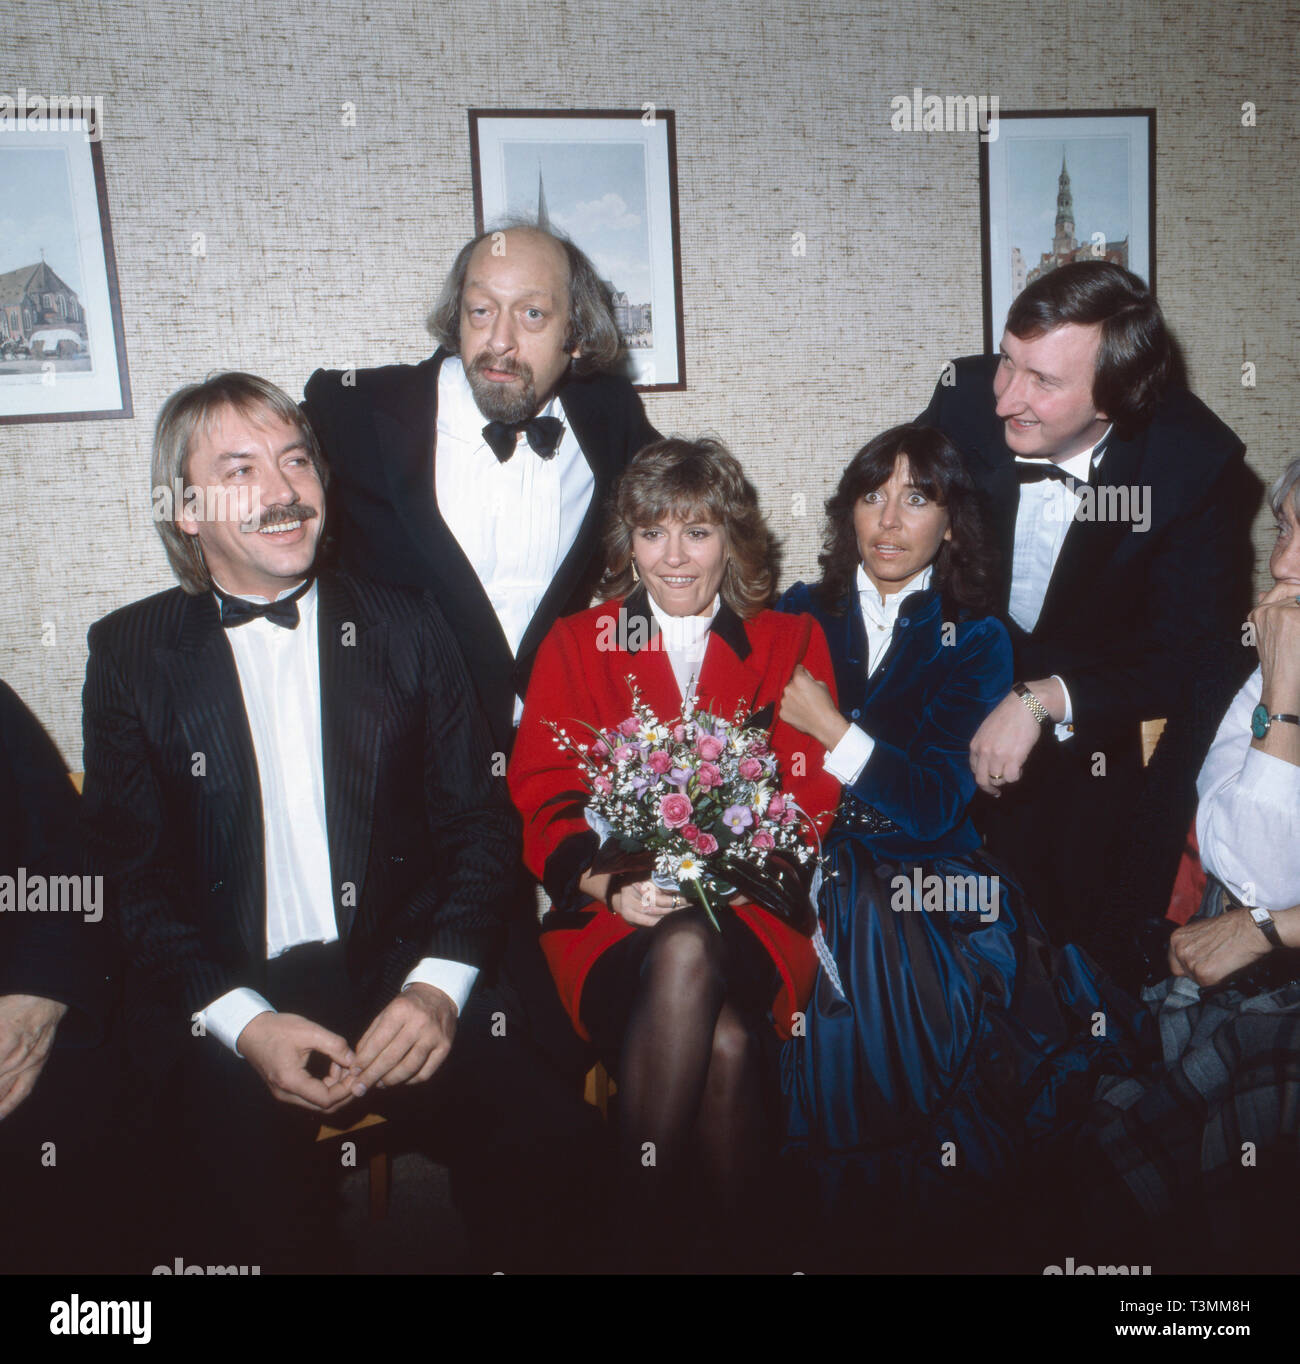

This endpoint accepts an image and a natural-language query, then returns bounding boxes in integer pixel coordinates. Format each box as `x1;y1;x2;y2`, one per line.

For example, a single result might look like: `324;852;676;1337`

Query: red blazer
509;587;841;1042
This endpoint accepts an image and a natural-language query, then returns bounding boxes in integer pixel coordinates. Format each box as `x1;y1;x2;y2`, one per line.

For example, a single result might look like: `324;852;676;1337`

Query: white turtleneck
646;591;720;703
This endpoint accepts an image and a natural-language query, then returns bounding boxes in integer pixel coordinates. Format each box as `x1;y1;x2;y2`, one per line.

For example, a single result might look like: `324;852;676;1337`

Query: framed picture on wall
469;108;686;392
0;113;132;423
980;109;1155;353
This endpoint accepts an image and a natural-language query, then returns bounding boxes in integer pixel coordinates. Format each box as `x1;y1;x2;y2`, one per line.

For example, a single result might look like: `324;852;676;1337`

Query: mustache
469;352;534;383
242;502;319;532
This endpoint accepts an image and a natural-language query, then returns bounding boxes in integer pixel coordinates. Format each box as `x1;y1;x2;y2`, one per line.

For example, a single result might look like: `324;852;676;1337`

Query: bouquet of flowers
540;686;820;934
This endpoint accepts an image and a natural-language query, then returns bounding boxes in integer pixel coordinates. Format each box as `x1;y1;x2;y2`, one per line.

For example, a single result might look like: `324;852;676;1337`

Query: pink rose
593;773;613;794
696;734;725;761
782;809;797;825
695;761;723;791
672;724;688;743
619;717;640;737
681;823;701;844
738;756;763;781
767;794;786;816
646;750;672;775
751;829;775;850
613;744;636;762
659;793;693;828
748;737;770;756
695;832;719;855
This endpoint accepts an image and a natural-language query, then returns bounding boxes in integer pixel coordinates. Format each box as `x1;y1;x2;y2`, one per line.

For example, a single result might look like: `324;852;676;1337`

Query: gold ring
990;773;1004;782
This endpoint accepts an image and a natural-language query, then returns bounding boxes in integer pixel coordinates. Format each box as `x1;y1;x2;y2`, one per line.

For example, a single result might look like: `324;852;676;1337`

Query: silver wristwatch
1249;905;1284;950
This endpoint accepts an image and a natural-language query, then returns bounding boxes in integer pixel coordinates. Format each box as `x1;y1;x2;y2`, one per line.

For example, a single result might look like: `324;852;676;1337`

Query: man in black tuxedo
303;224;658;1073
82;372;604;1271
920;262;1255;979
0;680;119;1273
302;223;658;757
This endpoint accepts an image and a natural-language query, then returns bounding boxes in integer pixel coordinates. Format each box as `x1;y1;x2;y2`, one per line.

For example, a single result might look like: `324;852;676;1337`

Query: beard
465;351;539;423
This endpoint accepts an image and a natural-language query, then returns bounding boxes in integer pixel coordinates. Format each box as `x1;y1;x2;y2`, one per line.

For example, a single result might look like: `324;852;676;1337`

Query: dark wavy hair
601;437;775;619
427;221;622;376
816;424;997;618
1005;261;1173;438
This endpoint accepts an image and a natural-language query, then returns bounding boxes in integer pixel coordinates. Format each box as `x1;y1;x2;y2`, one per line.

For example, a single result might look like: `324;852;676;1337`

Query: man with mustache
304;224;658;1079
82;373;601;1270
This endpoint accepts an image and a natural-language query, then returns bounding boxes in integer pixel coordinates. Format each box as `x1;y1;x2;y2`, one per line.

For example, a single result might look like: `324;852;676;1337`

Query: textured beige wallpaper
1;0;1295;762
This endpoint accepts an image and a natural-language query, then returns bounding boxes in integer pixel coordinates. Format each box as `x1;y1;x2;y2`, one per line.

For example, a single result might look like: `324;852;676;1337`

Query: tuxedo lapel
979;460;1020;615
370;363;504;635
317;574;387;940
1036;433;1144;634
154;592;265;963
372;361;516;695
515;375;625;669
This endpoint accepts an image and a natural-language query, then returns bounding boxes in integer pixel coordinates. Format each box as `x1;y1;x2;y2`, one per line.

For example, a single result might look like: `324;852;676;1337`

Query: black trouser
135;943;610;1274
975;736;1143;975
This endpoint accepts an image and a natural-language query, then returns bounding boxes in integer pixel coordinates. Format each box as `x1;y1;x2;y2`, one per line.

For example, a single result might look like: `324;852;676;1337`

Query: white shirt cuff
824;722;875;786
1050;674;1074;743
403;958;479;1017
1052;674;1073;724
197;988;277;1057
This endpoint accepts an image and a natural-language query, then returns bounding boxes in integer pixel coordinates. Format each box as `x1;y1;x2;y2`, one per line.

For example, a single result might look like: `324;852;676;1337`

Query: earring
631;560;640;583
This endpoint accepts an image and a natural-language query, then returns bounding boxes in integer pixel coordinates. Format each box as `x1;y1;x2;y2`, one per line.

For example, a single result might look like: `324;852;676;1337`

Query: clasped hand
237;982;457;1113
1167;908;1271;988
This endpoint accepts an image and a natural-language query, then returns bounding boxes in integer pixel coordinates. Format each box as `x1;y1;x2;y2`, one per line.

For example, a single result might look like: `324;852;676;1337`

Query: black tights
605;914;773;1267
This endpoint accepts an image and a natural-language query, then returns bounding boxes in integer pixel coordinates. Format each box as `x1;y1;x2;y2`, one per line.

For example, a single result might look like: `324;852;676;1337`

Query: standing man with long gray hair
304;223;658;1080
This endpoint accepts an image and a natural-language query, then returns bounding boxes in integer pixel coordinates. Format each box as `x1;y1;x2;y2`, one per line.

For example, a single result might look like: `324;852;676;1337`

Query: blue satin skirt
781;835;1152;1262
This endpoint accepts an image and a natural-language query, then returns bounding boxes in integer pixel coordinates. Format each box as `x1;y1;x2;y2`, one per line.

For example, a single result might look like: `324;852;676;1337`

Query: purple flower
723;804;754;835
669;765;693;787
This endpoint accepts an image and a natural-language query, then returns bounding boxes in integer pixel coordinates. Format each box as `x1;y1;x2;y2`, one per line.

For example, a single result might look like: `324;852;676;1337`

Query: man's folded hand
237;1011;362;1113
353;983;457;1091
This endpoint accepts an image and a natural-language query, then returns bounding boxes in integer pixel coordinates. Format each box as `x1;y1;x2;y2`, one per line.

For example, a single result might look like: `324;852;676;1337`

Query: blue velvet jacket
777;582;1012;859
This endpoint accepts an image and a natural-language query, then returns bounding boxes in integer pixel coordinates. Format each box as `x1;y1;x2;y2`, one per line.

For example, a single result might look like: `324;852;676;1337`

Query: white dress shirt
196;579;477;1056
823;564;933;785
435;357;594;723
1195;666;1300;911
647;591;719;701
1008;428;1111;739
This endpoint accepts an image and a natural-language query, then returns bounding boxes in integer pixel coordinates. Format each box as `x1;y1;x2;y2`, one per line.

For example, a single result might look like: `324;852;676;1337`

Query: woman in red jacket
509;437;840;1269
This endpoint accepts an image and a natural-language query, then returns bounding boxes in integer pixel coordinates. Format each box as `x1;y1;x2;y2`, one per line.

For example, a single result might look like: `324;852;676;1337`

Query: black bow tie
1015;461;1083;488
215;578;312;630
482;416;565;463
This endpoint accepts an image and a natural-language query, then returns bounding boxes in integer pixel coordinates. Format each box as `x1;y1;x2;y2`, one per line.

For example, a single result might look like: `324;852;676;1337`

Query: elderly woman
508;437;841;1270
1089;457;1300;1272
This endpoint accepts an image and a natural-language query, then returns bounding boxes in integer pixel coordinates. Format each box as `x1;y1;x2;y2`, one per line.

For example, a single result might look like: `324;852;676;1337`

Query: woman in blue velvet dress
776;424;1150;1272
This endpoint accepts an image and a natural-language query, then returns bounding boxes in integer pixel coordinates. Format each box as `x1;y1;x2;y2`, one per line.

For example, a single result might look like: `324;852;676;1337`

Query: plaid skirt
1089;877;1300;1261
